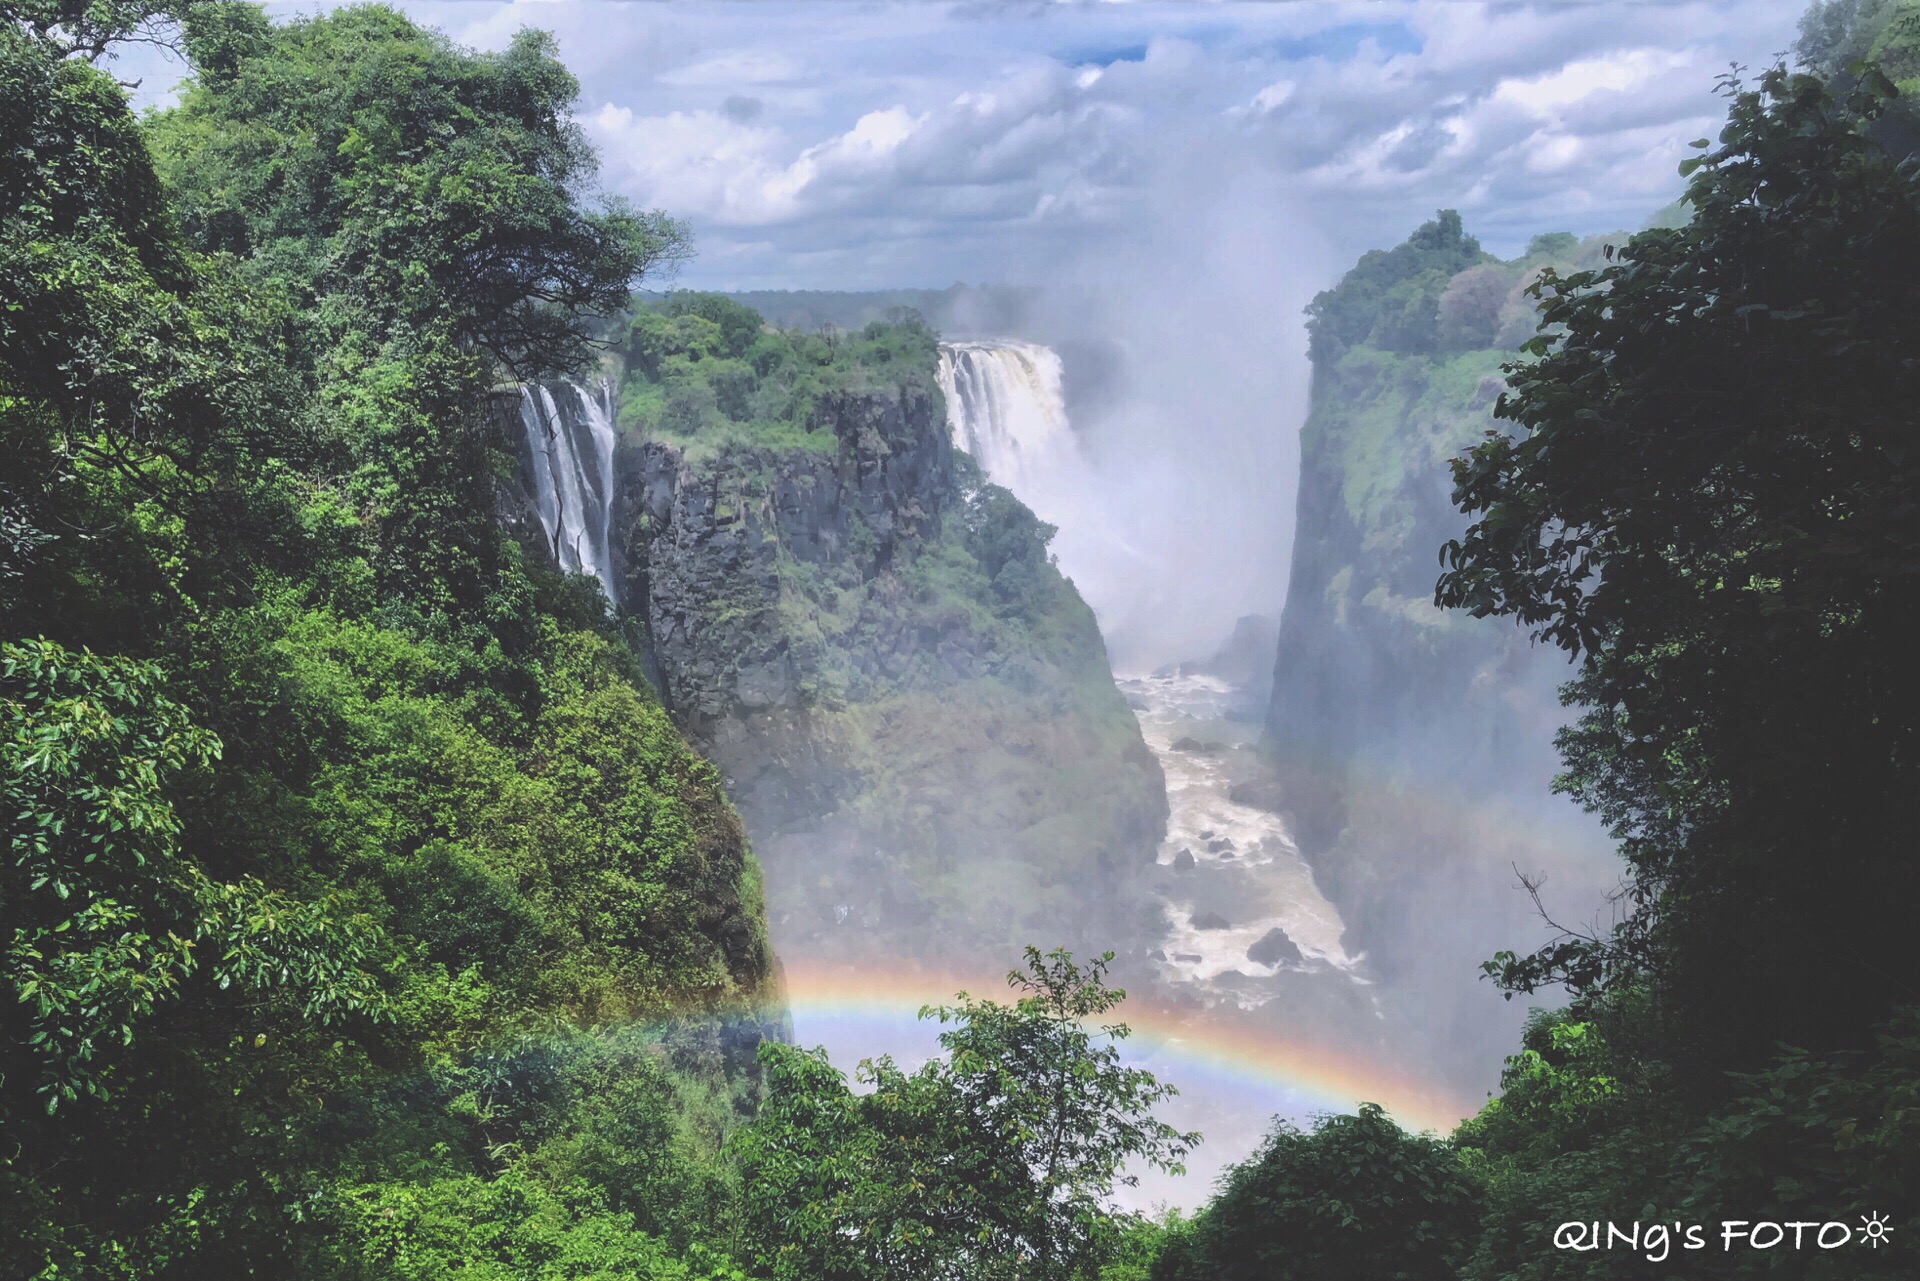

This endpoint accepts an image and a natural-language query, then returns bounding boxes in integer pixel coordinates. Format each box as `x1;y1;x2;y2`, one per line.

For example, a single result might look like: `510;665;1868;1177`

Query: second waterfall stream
517;379;621;603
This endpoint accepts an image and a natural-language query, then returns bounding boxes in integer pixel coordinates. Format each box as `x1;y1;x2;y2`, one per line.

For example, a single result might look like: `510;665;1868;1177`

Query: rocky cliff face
1256;217;1614;1088
622;383;953;725
546;306;1168;973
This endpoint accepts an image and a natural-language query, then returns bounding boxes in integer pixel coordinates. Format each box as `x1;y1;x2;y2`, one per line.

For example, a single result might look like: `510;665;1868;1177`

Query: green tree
1435;263;1511;350
150;2;687;613
1152;1104;1479;1281
1304;209;1486;361
1;6;774;1274
734;949;1196;1281
0;638;385;1112
1799;1;1920;143
1436;64;1920;1077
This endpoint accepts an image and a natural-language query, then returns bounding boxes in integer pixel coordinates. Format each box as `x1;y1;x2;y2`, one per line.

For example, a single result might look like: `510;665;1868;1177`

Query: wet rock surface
1248;926;1304;968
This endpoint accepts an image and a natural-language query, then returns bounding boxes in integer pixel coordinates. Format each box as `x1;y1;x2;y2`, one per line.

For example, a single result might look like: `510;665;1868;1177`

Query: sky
124;0;1808;296
117;0;1812;655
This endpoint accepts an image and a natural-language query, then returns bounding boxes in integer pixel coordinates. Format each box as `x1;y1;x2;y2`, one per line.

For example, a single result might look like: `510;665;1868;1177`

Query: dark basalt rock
1191;910;1231;931
1173;952;1204;964
1248;926;1303;968
1172;848;1196;870
586;370;1172;974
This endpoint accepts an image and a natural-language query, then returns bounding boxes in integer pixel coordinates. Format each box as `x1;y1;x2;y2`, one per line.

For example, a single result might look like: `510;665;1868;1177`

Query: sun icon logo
1859;1212;1894;1248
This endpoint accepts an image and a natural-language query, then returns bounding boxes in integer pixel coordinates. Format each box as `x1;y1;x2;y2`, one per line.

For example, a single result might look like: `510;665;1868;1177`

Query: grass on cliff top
613;292;943;458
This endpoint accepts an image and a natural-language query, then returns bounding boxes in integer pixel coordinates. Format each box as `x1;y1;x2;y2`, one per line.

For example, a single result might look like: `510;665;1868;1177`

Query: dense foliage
1152;1105;1479;1281
1303;210;1490;362
1;5;772;1276
1439;64;1920;1074
1184;50;1920;1281
1799;0;1920;149
619;294;942;456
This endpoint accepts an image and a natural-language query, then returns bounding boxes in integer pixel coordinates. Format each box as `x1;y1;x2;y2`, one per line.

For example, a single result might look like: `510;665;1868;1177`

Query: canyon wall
1257;215;1616;1086
510;303;1167;974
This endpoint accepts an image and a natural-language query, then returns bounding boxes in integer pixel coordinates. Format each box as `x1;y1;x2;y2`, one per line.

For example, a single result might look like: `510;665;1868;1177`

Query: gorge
13;2;1915;1274
500;285;1616;1196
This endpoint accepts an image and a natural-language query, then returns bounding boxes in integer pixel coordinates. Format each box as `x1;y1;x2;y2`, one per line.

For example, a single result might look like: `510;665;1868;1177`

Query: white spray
517;379;620;604
936;342;1075;496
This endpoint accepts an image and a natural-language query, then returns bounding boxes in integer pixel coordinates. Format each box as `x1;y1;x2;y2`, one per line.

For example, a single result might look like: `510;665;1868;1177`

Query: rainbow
775;959;1479;1136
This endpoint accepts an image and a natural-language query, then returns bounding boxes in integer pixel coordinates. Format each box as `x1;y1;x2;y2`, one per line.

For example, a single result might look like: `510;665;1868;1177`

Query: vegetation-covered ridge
1279;208;1614;745
601;291;1167;968
2;4;778;1275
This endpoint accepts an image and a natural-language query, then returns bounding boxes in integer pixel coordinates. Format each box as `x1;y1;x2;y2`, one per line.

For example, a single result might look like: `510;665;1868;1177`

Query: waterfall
936;341;1074;493
517;378;619;604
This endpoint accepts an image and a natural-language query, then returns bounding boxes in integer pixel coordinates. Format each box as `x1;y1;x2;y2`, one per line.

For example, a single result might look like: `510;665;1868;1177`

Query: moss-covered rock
606;300;1166;968
1258;219;1617;1089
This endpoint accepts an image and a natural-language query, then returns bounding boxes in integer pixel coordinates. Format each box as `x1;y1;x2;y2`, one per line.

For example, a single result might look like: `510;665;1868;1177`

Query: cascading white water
936;337;1354;1007
936;341;1074;494
518;379;619;603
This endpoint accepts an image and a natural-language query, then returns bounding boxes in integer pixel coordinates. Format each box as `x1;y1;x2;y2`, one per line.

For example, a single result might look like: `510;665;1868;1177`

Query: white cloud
1493;49;1691;115
1248;80;1296;114
661;50;805;89
226;0;1803;288
588;104;806;225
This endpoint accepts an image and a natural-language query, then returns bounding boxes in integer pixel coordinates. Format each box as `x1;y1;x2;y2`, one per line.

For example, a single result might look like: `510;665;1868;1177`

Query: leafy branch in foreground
735;947;1198;1281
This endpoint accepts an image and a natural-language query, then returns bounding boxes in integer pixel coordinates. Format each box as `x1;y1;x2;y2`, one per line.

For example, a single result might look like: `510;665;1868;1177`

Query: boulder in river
1247;927;1303;968
1172;848;1196;870
1227;777;1288;814
1191;910;1232;931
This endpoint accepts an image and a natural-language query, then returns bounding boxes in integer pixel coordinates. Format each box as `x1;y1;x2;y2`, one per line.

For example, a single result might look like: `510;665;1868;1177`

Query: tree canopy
734;949;1196;1281
1437;64;1920;1075
1;6;766;1275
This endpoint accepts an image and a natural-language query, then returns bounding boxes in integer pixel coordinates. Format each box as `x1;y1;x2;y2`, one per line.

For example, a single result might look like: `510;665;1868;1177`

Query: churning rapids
938;340;1364;1010
1123;672;1357;996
